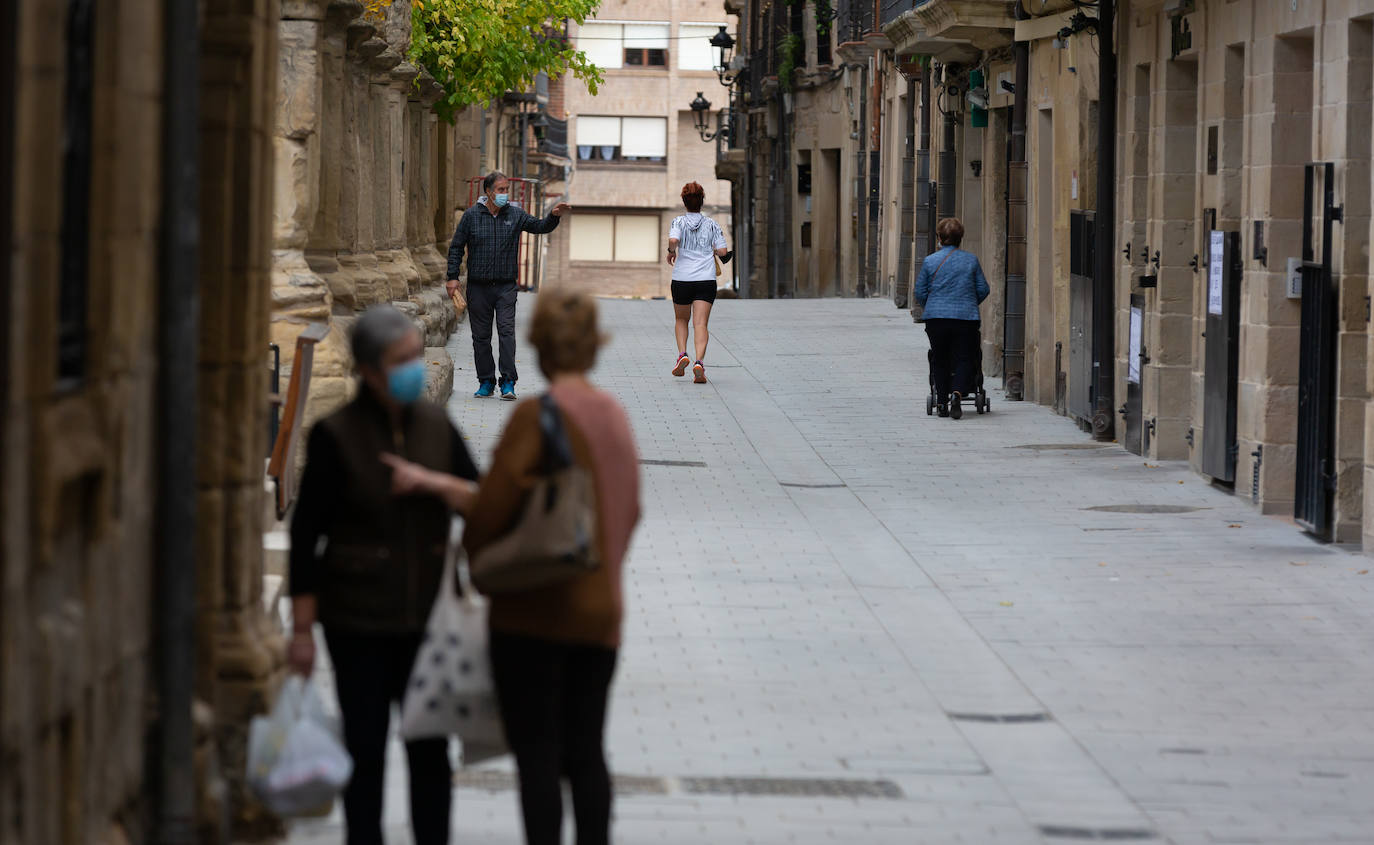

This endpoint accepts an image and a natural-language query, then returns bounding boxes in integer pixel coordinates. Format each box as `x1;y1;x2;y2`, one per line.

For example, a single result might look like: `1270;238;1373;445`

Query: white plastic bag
400;545;508;765
247;675;354;817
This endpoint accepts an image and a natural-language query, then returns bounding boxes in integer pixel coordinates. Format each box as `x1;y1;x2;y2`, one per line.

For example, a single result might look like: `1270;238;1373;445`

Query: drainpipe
155;0;200;843
855;63;868;297
937;64;956;220
895;73;916;309
1003;0;1029;399
1092;0;1117;439
478;106;487;175
867;58;882;299
913;64;931;322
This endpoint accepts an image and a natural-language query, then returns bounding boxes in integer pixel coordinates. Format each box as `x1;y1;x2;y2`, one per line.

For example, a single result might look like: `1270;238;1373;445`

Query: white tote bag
399;541;509;765
246;675;354;818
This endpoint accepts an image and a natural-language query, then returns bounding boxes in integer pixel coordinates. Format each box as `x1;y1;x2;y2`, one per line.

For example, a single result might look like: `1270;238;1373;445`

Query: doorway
1295;162;1340;536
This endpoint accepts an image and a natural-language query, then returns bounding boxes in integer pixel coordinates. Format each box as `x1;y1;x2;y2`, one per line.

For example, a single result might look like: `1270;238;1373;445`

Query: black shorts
671;279;717;305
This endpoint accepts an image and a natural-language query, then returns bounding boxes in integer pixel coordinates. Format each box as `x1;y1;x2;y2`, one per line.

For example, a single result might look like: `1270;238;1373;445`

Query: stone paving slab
286;297;1374;845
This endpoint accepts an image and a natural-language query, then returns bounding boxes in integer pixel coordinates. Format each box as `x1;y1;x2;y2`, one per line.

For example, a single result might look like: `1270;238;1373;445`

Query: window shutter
570;215;615;261
623;22;669;49
620;117;667;158
678;24;722;71
614;216;662;263
575;115;622;147
577;22;623;69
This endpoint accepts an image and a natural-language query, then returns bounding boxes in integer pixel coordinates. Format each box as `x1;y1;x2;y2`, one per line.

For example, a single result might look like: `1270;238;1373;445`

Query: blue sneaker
474;380;496;398
499;380;517;402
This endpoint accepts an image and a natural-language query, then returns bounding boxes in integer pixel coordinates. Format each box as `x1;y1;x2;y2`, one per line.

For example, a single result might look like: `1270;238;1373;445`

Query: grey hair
482;171;507;194
351;305;417;370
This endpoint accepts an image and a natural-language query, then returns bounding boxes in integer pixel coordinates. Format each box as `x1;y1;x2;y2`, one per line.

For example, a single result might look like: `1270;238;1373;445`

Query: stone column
199;0;286;836
273;0;352;428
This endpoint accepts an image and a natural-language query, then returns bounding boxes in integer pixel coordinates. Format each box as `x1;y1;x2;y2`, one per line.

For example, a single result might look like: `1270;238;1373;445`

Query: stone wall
272;0;470;434
2;2;165;840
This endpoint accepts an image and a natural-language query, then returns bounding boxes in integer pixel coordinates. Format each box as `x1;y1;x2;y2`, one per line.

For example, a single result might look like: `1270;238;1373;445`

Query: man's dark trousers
468;279;519;384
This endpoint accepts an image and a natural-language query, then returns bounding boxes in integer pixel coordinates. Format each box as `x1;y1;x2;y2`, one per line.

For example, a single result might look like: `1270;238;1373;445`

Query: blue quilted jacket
914;246;990;321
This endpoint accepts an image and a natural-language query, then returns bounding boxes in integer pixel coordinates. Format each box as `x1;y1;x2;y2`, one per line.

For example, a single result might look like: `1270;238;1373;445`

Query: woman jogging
667;181;730;384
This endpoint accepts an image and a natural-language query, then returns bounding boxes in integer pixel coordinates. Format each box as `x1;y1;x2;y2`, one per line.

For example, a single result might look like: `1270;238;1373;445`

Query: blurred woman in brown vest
288;304;479;845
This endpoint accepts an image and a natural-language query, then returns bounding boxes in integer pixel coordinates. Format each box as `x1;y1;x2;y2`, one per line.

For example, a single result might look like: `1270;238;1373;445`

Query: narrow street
290;297;1374;845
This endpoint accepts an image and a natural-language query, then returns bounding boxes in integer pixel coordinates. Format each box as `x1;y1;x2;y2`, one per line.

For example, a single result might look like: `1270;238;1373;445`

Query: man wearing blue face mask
289;304;481;845
446;171;572;401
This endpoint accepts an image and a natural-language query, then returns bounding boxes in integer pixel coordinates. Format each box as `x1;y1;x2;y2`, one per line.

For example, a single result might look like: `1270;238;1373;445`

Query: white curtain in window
570;215;615;262
615;216;662;263
620;117;666;158
623;22;669;49
577;22;623;69
678;24;722;71
575;115;622;148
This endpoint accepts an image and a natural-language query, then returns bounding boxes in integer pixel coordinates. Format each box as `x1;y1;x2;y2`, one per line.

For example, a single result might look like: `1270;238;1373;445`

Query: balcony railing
880;0;927;28
835;0;875;42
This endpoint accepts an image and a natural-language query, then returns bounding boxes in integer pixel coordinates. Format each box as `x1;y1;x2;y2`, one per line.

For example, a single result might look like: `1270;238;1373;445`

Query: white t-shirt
668;213;728;282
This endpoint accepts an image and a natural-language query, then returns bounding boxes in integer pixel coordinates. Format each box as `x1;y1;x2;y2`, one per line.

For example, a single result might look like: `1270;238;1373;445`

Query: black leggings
325;629;452;845
925;318;981;401
490;630;618;845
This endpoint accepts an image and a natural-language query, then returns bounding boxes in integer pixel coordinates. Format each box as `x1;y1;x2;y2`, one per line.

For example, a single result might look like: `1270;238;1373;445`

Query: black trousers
324;629;452;845
467;280;519;384
925;318;981;402
490;631;618;845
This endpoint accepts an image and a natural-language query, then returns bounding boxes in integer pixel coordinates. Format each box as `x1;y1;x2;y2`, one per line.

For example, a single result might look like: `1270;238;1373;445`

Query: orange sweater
462;385;641;647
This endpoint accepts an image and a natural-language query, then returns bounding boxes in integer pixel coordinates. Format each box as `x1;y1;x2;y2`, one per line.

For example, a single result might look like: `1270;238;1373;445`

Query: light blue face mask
493;192;510;208
386;358;427;404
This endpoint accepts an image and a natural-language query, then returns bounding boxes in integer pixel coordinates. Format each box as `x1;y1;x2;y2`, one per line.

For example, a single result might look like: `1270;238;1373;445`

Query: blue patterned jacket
914;246;990;321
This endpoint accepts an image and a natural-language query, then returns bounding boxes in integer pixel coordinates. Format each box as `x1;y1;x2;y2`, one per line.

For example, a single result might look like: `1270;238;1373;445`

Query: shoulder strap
930;248;955;280
538;393;574;474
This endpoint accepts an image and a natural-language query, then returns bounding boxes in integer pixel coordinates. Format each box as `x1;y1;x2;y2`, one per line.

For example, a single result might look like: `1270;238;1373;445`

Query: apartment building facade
537;0;736;299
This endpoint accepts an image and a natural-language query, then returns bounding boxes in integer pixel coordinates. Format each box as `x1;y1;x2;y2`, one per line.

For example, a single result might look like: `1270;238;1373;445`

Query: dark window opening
790;1;807;68
624;48;667;67
797;163;812;194
58;0;94;385
1206;124;1219;175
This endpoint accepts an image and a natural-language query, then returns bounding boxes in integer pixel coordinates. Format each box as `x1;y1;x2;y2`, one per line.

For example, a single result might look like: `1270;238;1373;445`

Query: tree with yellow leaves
366;0;603;123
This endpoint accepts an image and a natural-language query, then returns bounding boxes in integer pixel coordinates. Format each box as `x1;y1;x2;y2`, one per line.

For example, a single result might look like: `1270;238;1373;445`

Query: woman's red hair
681;181;705;213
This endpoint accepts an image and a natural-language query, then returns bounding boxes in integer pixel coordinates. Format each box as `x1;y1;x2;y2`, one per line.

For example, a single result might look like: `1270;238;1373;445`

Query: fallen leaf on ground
1098;562;1108;567
1359;570;1370;575
1228;523;1243;528
998;601;1014;607
1290;561;1309;567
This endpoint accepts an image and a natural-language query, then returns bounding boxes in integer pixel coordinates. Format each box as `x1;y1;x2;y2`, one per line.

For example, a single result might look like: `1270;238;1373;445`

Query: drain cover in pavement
1010;443;1110;451
1083;504;1205;514
453;771;903;799
640;459;707;468
681;776;902;798
1039;825;1157;840
947;711;1052;724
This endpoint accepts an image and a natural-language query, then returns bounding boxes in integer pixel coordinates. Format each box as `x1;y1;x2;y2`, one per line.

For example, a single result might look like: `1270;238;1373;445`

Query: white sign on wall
1128;305;1143;384
1208;230;1225;316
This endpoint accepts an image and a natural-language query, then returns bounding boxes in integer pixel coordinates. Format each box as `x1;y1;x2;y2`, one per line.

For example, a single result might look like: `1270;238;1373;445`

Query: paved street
288;297;1374;845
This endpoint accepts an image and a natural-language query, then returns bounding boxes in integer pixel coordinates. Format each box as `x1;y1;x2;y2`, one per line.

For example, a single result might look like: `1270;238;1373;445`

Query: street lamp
689;91;723;142
710;25;737;87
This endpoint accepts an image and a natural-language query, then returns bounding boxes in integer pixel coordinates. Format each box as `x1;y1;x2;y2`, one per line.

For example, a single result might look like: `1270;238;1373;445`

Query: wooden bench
267;322;330;521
